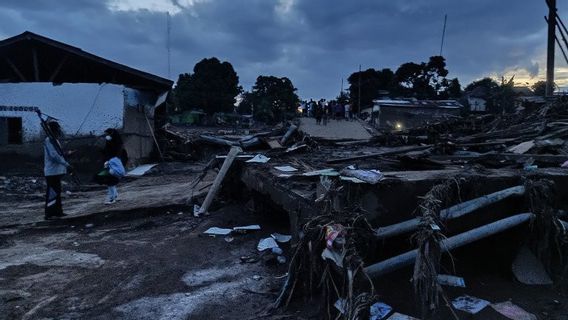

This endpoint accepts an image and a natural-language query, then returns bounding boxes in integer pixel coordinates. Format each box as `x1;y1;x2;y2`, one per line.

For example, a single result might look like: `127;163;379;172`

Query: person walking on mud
44;121;72;220
95;128;128;204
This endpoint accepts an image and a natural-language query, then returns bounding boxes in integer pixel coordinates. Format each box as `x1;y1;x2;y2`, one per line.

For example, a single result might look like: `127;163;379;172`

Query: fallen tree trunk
374;185;526;239
366;213;533;278
197;146;242;216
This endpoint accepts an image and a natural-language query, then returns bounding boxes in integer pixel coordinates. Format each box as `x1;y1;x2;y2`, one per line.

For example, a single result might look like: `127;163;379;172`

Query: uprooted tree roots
526;179;568;289
411;179;461;319
274;213;377;319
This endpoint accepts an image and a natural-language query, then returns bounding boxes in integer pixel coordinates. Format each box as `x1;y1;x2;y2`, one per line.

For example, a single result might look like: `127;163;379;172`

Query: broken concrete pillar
198;146;242;216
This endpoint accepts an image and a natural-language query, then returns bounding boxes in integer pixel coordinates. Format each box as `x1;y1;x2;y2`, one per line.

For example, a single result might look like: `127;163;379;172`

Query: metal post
546;0;557;97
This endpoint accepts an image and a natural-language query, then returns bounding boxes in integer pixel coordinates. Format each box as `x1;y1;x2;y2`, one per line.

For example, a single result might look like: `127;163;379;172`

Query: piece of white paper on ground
386;312;420;320
370;302;393;320
452;295;490;314
127;164;158;176
257;237;279;251
491;301;537;320
437;274;466;287
512;245;553;285
233;225;261;231
271;233;292;243
203;227;232;236
274;165;298;172
246;154;270;163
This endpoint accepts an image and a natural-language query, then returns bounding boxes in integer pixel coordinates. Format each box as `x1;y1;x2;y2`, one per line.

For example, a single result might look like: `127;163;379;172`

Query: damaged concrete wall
122;88;161;163
0;83;124;143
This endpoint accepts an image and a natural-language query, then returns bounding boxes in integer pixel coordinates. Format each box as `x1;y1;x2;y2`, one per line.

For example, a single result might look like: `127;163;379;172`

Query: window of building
0;117;23;145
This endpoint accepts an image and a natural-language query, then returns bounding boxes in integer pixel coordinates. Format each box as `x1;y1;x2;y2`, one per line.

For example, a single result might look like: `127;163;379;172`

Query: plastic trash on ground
321;248;344;268
370;302;393;320
437;274;466;287
257;237;279;251
451;295;490;314
246;154;270;163
334;298;347;314
203;227;232;236
325;224;346;249
271;233;292;243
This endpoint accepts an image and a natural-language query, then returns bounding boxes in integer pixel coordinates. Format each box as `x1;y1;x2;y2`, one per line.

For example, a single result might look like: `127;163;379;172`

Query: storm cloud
0;0;566;98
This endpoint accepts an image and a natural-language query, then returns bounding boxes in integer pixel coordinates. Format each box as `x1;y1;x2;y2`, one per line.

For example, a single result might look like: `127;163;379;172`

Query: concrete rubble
2;101;568;319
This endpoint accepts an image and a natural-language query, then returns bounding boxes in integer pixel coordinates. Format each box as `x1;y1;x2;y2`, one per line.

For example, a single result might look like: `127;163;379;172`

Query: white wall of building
0;83;124;142
468;97;487;112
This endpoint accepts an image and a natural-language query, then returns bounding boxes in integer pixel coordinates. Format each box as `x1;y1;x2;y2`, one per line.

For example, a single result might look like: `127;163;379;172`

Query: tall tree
393;56;449;99
246;76;299;123
348;68;394;113
531;80;556;96
445;78;462;98
173;57;241;114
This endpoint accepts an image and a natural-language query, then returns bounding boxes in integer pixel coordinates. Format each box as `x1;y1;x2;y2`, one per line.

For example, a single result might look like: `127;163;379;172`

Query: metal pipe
366;213;533;278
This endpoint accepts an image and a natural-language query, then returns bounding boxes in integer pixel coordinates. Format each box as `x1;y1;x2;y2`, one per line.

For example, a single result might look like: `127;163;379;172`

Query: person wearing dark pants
45;174;64;217
44;121;71;220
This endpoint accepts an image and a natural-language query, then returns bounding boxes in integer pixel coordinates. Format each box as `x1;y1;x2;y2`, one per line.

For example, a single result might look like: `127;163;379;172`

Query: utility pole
546;0;556;97
166;12;171;79
439;14;447;56
358;65;361;114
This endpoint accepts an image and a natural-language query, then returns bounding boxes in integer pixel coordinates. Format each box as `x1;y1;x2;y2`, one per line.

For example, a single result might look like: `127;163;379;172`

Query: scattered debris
127;164;158;177
386;312;420;320
204;227;232;236
198;146;242;216
274;165;298;172
370;302;393;320
451;295;490;314
271;233;292;243
491;301;537;320
246;154;270;164
233;225;261;232
436;274;466;288
257;237;279;252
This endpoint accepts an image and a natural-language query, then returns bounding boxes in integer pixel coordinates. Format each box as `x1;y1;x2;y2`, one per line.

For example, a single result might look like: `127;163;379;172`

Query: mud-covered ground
0;205;304;320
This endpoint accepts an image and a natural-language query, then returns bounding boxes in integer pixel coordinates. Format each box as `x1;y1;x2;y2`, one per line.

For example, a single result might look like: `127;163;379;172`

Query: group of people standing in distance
43;122;127;220
298;99;352;125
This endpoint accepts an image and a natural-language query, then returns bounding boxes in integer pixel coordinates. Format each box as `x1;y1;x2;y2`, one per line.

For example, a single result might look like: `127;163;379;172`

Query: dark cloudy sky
0;0;566;98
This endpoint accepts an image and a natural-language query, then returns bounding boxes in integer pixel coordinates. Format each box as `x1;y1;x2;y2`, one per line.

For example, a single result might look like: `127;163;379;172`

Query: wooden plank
5;57;26;81
32;47;40;81
327;145;432;164
49;55;68;82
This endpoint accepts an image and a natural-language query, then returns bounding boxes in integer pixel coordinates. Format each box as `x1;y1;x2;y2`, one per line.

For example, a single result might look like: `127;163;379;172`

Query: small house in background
464;86;488;112
0;31;173;166
366;99;462;131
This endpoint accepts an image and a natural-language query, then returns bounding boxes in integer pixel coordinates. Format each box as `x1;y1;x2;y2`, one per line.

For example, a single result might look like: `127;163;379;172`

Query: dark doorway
0;117;23;145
